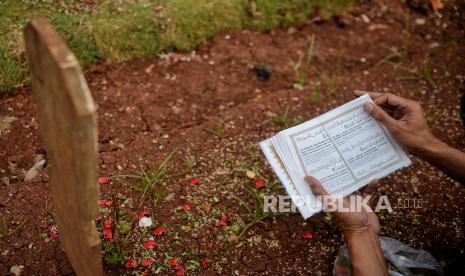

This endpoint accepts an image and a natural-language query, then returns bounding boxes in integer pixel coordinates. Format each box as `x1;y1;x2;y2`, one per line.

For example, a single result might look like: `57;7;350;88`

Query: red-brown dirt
1;1;465;275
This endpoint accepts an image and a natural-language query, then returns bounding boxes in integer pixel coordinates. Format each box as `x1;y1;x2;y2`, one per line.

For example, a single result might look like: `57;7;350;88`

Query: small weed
289;34;316;87
309;83;324;104
203;122;226;138
392;55;437;88
42;199;50;216
113;146;180;210
271;105;302;129
0;216;30;238
315;69;337;95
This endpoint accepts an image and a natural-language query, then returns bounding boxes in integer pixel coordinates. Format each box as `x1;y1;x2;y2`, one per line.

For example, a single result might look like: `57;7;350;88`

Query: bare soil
1;0;465;275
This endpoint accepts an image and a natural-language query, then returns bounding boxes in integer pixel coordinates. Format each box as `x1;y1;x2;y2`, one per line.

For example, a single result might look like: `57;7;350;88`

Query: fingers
353;90;383;98
354;91;414;109
363;102;399;130
305;176;329;197
361;179;380;197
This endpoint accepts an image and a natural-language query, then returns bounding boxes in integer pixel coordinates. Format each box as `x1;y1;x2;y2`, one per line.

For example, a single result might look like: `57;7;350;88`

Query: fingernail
363;102;373;112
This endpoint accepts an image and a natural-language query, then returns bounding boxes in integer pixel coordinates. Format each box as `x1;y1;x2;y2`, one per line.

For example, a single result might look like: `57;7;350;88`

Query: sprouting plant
103;197;130;266
289;34;316;88
426;109;439;125
315;69;337;95
392;54;437;88
0;216;30;238
309;82;324;104
271;105;290;128
203;122;225;138
229;176;284;238
113;146;180;210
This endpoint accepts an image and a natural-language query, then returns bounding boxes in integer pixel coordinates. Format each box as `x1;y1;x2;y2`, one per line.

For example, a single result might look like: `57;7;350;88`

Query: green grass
0;0;352;95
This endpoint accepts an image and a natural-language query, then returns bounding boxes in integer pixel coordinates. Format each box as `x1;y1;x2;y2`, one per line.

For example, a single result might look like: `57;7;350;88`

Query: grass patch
0;0;352;95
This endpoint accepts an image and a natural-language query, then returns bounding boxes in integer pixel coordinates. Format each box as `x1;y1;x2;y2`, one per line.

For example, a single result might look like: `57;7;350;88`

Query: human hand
354;91;440;156
305;176;380;237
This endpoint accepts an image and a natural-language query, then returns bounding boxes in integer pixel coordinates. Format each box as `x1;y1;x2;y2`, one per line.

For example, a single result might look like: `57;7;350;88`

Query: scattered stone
415;18;426;25
138;217;153;228
361;14;370;23
164;192;175;202
293;83;304;90
24;159;46;182
246;170;256;179
410;175;419;184
10;265;24;276
0;116;17;135
144;64;155;74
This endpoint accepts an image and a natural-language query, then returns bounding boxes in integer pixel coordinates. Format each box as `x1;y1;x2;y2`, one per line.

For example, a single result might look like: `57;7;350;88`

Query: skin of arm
305;176;388;276
354;90;465;184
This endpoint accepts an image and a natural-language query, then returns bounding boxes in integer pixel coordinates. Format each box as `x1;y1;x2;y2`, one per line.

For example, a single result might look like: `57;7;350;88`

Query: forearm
417;138;465;184
346;229;387;276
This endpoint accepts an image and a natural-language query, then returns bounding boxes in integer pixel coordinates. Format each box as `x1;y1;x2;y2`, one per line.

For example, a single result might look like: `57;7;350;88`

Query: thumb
363;102;398;130
305;176;329;197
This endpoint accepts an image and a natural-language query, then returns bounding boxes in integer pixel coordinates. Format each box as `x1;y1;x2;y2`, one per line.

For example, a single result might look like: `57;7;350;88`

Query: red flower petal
176;268;184;276
182;203;191;211
255;176;265;189
153;227;168;236
99;199;112;207
47;225;58;239
219;213;229;227
302;232;313;239
168;257;179;267
143;239;157;249
189;178;200;185
141;258;155;267
124;258;137;269
103;219;113;241
98;177;110;184
138;209;150;219
200;258;208;267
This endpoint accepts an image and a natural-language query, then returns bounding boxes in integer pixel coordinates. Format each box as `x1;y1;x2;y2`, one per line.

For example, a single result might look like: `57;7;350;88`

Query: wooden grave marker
24;18;103;276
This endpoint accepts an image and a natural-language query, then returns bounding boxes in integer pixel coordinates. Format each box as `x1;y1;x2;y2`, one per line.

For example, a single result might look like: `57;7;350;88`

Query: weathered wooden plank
24;18;103;276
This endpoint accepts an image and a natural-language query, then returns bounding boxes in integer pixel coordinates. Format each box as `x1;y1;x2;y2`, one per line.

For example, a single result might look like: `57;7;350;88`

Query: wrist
345;226;379;242
416;135;448;159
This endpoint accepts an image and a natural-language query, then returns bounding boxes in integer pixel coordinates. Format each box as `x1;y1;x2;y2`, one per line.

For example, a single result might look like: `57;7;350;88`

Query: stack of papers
260;94;411;219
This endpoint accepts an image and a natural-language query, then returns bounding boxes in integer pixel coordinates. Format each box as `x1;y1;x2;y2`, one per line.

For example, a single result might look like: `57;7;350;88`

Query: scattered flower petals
47;225;58;239
176;267;184;276
141;258;155;267
103;220;113;241
98;199;112;207
431;0;443;10
219;213;229;227
143;239;157;249
168;257;179;267
302;232;313;239
138;216;153;228
124;258;137;269
255;176;265;189
137;209;150;219
153;227;168;236
200;258;208;267
182;203;191;211
189;178;200;185
98;177;110;184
